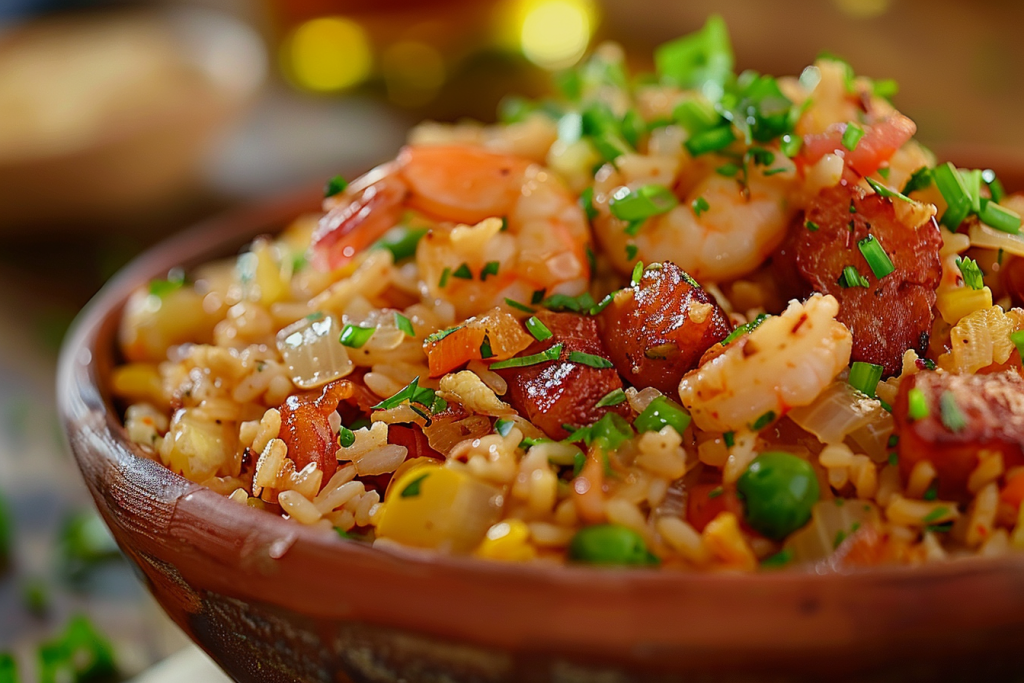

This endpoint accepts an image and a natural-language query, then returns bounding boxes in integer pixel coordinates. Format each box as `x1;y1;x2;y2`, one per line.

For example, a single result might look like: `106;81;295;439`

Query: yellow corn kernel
375;464;503;552
110;363;167;409
936;286;992;326
475;520;536;562
702;511;757;571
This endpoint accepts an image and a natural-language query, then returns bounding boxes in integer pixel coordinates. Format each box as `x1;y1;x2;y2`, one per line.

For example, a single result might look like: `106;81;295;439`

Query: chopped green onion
623;219;645;236
400;472;430;498
580;187;598;222
339;425;356;448
375;226;428;261
763;167;789;176
721;313;770;346
526;316;553;342
708;486;724;499
439;267;451;288
907;387;929;421
838;265;869;288
805;219;820;232
1010;330;1024;358
865;177;912;203
568;351;614;369
685;125;736;156
609;184;679;222
691;196;710;217
849;201;858;214
922;506;950;524
504;298;535;314
672;98;721;134
979;199;1022;235
324;175;348;197
149;268;186;298
480;335;494;359
452;263;473;279
932;162;972;230
654;14;734;92
841;122;864;151
625;244;639;260
572;450;586;477
591;133;631;162
395;312;415;336
542;292;596;313
848;361;884;398
902;166;933;195
634;396;691;435
961;169;983;213
723;431;735;448
923;485;938;501
424;325;462;344
955;256;984;290
589;293;614;315
878;167;890;180
780;133;802;158
716;162;740;177
982;168;1006;203
595;388;627;408
339;324;375;348
531;289;546;305
490;344;563;370
872;78;899;100
750;410;776;431
621;109;645;149
500;216;509;232
939;391;967;433
631;260;644;285
481;261;500;281
495;418;515;437
858;235;895;279
888;452;899;467
760;548;793;568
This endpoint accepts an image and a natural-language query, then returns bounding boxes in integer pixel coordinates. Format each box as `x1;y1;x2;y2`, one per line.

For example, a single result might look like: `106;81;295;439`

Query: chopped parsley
452;263;473;279
481;261;500;281
324;175;348;197
750;410;776;431
691;196;710;217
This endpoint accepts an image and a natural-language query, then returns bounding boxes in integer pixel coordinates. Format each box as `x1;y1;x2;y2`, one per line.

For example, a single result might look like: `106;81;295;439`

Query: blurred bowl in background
0;7;267;232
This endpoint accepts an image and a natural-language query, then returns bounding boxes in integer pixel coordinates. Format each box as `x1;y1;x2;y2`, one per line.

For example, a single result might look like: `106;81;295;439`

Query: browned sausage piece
598;262;732;395
780;183;942;376
495;311;627;439
894;371;1024;500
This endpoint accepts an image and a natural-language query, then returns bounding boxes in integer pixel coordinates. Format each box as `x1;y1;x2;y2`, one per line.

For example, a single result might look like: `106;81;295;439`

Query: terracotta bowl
57;162;1024;683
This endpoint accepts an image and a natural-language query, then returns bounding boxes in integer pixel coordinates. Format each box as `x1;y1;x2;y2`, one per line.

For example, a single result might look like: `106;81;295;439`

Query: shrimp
593;169;797;283
311;145;591;319
678;294;853;432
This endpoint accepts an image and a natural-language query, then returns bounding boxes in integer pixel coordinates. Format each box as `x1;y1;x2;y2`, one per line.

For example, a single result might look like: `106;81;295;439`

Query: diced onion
969;221;1024;258
783;500;880;566
788;381;891;460
276;314;354;389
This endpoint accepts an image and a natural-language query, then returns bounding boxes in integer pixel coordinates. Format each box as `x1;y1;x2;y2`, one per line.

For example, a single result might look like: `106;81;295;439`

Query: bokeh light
504;0;596;70
283;17;372;92
832;0;891;19
382;40;447;107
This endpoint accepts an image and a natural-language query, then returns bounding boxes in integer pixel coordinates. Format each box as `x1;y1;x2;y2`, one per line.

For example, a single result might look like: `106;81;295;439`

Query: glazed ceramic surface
57;167;1024;683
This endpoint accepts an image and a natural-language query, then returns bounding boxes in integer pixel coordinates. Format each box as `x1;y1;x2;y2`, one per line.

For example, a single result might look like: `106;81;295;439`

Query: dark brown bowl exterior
57;173;1024;683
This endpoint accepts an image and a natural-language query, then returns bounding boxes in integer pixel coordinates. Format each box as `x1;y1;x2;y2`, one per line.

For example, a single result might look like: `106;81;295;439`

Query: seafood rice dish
112;17;1024;571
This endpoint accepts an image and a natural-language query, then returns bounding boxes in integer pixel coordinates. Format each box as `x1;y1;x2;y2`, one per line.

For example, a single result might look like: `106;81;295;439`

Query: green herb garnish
490;344;563;370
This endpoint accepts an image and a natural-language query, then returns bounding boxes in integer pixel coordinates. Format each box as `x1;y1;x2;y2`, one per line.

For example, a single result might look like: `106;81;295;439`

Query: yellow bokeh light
284;17;372;92
832;0;890;19
382;40;446;107
518;0;594;70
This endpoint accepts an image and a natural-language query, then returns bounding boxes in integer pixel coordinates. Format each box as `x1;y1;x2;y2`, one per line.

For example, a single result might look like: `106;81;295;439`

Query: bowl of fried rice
59;17;1024;682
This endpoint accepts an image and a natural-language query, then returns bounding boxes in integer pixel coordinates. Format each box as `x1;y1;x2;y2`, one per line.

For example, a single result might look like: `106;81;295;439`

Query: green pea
374;226;428;262
634;396;691;435
736;451;819;540
568;524;660;566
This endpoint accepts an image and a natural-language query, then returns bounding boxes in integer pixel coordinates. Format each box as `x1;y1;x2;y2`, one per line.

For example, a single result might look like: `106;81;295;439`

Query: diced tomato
800;113;916;178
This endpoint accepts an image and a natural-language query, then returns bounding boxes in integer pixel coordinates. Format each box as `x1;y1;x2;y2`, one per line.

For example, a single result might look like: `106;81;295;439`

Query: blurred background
1;0;1023;679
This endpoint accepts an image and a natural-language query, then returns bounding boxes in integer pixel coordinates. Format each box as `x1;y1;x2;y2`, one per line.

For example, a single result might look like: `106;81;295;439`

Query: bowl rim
55;171;1024;671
